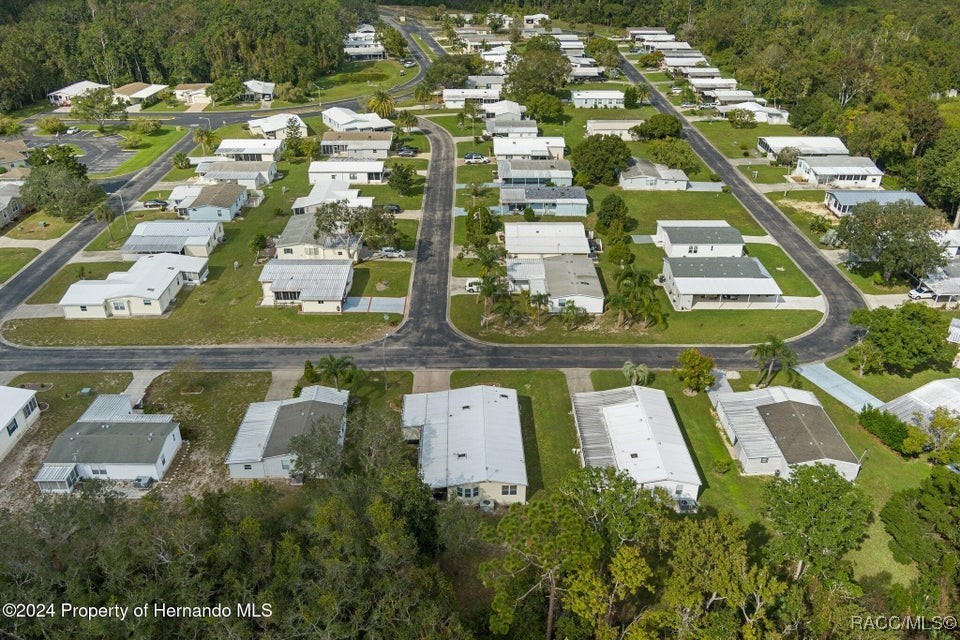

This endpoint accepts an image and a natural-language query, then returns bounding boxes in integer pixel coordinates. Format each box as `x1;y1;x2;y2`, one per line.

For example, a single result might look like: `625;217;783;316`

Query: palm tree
192;127;218;154
529;293;549;327
478;274;502;313
92;202;115;241
495;298;525;328
475;244;504;277
559;302;587;330
634;83;651;106
751;336;797;387
368;90;395;118
622;360;650;386
414;83;434;108
395;109;417;133
607;290;633;327
316;354;357;391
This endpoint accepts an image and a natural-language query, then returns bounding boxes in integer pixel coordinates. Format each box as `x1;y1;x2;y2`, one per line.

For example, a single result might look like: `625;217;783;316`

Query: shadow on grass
349;269;371;297
517;394;544;496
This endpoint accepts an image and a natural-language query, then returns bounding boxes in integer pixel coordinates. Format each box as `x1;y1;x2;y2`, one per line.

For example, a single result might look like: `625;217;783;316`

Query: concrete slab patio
343;296;406;314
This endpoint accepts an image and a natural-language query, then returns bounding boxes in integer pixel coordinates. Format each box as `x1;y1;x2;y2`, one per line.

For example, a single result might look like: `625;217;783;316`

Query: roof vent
461;405;471;410
630;453;639;459
456;453;467;459
499;393;508;399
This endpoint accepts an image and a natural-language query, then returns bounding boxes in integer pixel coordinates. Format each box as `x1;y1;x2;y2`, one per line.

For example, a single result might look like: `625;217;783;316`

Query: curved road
0;25;862;373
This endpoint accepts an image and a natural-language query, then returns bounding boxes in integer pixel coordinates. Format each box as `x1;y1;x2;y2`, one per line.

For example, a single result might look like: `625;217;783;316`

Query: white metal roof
403;386;528;489
716;102;785;116
586;119;645;132
798;156;883;175
949;319;960;344
247;113;306;134
759;136;849;155
504;222;590;255
201;161;274;180
665;257;781;296
48;80;108;98
118;83;168;100
216;139;283;156
493;136;564;157
308;160;384;174
714;387;817;459
59;254;208;306
33;464;76;483
486;100;524;116
506;258;547;294
826;190;924;207
0;385;36;422
443;88;501;100
571;90;624;99
664;56;707;68
572;386;701;489
258;259;353;301
322;107;394;131
291;180;373;211
123;221;219;254
79;394;173;423
689;77;739;89
244;79;275;95
621;157;689;182
881;378;960;425
497;159;573;180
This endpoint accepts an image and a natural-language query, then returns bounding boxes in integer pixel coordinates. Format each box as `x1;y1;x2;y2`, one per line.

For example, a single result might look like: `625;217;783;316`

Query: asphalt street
0;24;862;373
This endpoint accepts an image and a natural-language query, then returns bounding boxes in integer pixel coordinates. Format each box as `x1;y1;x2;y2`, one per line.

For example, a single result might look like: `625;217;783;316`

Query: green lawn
539;105;660;149
28;261;129;304
456;161;495;186
317;60;410;103
587;185;765;235
745;243;820;297
359;182;424;211
5;211;76;240
450;370;579;496
388;157;429;173
395;130;431;153
4;160;401;346
395;219;419;252
349;261;412;297
143;370;270;454
89;126;189;177
300;116;329;137
84;209;178;251
411;34;436;61
450;293;822;344
642;71;673;83
430;115;472;137
739;164;789;184
825;355;958;403
0;248;39;283
842;262;911;295
452;258;483;277
591;370;768;523
1;100;53;121
626;139;713;181
456;139;492;158
142;101;189;113
161;165;197;182
768;192;833;245
455;187;499;210
938;98;960;129
694;120;801;159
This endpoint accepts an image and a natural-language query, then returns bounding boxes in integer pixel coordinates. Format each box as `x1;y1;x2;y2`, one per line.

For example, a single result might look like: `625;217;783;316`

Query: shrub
120;133;143;149
858;406;914;454
709;173;721;182
809;215;830;234
605;242;634;266
713;458;733;475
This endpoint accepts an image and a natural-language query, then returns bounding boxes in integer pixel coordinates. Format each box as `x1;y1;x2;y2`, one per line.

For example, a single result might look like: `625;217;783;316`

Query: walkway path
563;369;596;395
412;370;451;393
5;304;60;319
265;369;302;400
123;370;165;406
793;362;881;412
0;236;59;250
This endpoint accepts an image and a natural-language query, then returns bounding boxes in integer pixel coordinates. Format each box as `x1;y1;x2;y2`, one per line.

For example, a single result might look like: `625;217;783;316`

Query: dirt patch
780;198;830;217
375;280;390;292
19;382;54;391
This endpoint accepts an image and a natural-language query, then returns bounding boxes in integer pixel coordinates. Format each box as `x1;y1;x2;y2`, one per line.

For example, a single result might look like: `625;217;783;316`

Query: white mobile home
498;186;588;216
199;161;277;190
442;88;501;109
506;254;604;314
655;220;744;258
503;222;590;258
0;386;39;464
823;190;925;217
585;120;645;140
757;136;849;158
485;117;539;138
320;131;393;159
247;113;308;140
176;183;248;221
793;156;883;188
308;160;385;185
321;107;394;132
276;211;362;261
258;259;354;313
662;256;781;310
215;139;284;163
619;157;689;191
571;90;624;108
240;79;275;102
493;136;566;160
47;80;109;106
716;102;789;124
497;159;573;186
291;180;374;216
121;220;224;260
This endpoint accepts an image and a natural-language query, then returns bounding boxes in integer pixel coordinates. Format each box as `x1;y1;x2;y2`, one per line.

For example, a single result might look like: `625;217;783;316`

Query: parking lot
24;131;135;174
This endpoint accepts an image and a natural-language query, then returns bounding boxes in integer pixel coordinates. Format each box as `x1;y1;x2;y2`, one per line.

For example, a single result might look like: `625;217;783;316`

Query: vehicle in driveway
403;60;416;68
381;247;406;258
464;152;488;164
65;127;79;135
465;279;482;293
382;204;402;214
908;287;934;300
680;102;698;109
143;199;168;209
397;146;417;157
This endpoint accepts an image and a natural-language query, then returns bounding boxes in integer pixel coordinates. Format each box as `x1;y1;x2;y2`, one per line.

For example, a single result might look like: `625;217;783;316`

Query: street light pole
200;116;212;131
382;313;390;390
107;191;128;230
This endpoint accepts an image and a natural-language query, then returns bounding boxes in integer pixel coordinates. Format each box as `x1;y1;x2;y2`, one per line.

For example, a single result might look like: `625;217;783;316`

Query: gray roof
621;157;688;182
826;190;924;207
226;386;349;464
499;185;588;205
543;254;603;298
663;225;744;246
258;259;353;301
666;256;770;279
799;155;882;172
45;420;179;465
189;183;246;208
759;401;859;465
485;118;538;134
497;159;572;179
201;161;273;179
275;214;361;251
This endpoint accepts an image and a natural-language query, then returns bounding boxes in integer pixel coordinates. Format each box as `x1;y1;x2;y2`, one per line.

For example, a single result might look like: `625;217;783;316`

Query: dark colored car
382;204;402;214
143;199;168;209
397;146;417;157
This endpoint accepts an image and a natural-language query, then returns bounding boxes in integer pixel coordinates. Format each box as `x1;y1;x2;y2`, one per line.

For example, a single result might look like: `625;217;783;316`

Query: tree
623;86;639;110
474;243;505;277
316;355;357;391
423;54;484;90
569;134;630;186
674;348;715;393
504;39;571;102
751;336;797;387
841;108;909;168
414;82;434;108
633;83;651;106
192;127;219;154
559;302;588;330
0;115;20;136
529;292;549;327
621;360;649;386
764;464;871;580
289;415;345;481
726;108;756;129
249;233;267;258
882;466;960;573
394;109;417;133
376;24;407;58
905;100;944;157
35;116;66;135
583;36;621;68
851;302;956;374
649;138;702;174
20;163;103;220
368;89;395;118
630;113;682;141
206;76;244;103
775;146;801;167
846;337;884;376
525;92;564;123
129;118;161;135
71;87;127;132
596;193;628;230
120;133;143;149
837;201;946;284
172;152;190;170
92;202;114;241
27;144;87;178
388;162;416;196
283;117;304;156
915;407;960;463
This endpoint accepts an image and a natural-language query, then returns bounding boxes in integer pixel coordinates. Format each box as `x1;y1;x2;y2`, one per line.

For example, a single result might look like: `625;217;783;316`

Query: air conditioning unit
479;499;495;512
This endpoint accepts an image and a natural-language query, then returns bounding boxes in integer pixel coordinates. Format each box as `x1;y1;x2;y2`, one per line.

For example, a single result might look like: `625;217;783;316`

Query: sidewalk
265;369;301;400
793;362;881;412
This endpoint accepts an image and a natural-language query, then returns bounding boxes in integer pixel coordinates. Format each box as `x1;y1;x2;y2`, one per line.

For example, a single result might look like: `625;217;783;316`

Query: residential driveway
793;362;881;412
343;296;406;313
687;182;724;192
264;369;301;400
687;296;826;311
4;303;60;320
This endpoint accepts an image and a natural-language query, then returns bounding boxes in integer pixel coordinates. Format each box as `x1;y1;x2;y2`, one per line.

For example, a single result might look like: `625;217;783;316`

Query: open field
694;120;801;159
349;261;412;297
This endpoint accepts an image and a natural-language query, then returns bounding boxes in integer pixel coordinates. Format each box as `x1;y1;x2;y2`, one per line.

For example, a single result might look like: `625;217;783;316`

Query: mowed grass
728;370;929;584
626;139;714;181
5;211;77;240
456;139;492;158
456;161;495;186
84;209;178;251
90;126;190;177
694;120;801;159
450;370;579;496
739;164;789;184
349;261;412;297
161;165;197;182
745;243;820;297
591;370;768;523
450;293;822;344
0;248;40;283
28;261;129;304
841;262;911;295
825;355;958;403
587;185;765;235
539;105;660;149
3;160;401;346
316;60;410;103
359;181;424;211
143;370;270;454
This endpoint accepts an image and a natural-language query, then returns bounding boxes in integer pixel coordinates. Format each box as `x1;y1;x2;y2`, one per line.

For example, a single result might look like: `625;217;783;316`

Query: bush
522;206;536;222
605;242;634;266
809;215;830;234
130;118;161;135
858;406;915;455
713;458;733;475
120;133;143;149
709;173;721;182
36;115;66;135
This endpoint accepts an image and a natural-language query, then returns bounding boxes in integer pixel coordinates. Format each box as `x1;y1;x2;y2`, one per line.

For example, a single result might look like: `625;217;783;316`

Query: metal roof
309;159;384;174
402;386;527;488
258;259;353;301
758;136;849;155
45;420;179;465
923;262;960;296
485;118;538;135
497;159;572;180
79;394;173;423
571;90;625;99
188;183;246;208
664;57;707;67
48;80;108;97
621;157;688;182
688;77;739;89
571;386;701;489
504;222;590;255
798;156;882;175
276;213;361;251
665;257;781;296
33;464;76;482
322;107;393;131
60;254;209;306
881;378;960;426
291;180;373;212
114;83;168;99
216;139;283;155
201;161;274;180
122;221;219;254
662;223;744;246
499;185;588;205
826;190;924;207
0;385;36;422
506;258;547;293
225;386;349;464
247;113;306;134
244;79;275;95
493;137;565;157
585;119;645;132
443;88;501;100
543;254;603;298
714;387;817;459
949;319;960;344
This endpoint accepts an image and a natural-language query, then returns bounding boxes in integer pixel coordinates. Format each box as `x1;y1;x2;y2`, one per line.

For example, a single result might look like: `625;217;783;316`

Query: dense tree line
0;0;377;111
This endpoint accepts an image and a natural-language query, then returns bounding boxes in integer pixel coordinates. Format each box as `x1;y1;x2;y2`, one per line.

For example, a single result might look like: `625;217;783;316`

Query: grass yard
430;114;472;137
84;209;178;251
349;261;412;297
28;261;128;304
395;219;419;251
161;165;197;182
395;129;431;153
455;187;499;210
450;370;579;496
0;248;40;284
452;257;483;277
842;262;911;295
1;100;53;121
142;101;189;113
90;126;189;177
317;60;409;103
626;139;713;181
539;105;660;148
825;355;958;403
591;369;768;523
5;211;76;240
728;370;929;584
300;116;329;137
456;161;496;186
456;139;492;158
388;158;429;174
768;192;833;245
694;120;801;159
587;185;765;235
450;293;822;344
745;243;820;296
739;163;789;184
359;182;424;211
642;71;673;83
411;34;436;61
4;160;401;346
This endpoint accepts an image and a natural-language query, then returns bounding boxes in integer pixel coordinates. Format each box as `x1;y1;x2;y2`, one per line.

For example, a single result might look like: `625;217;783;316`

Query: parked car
382;204;402;214
65;127;79;135
464;152;488;164
143;199;168;209
465;279;482;293
397;146;417;157
403;60;416;68
680;102;698;109
669;87;683;95
908;287;934;300
381;247;406;258
132;476;154;489
699;102;718;109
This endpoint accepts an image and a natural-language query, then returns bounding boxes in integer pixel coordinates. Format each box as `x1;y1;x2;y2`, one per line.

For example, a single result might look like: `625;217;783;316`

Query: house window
306;248;319;256
283;248;294;254
675;486;683;495
112;301;126;311
143;300;152;305
281;459;291;470
243;464;252;470
688;245;698;254
501;485;517;496
80;305;87;312
456;486;480;498
760;457;769;464
349;173;358;181
91;467;108;476
23;397;38;418
5;418;18;437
